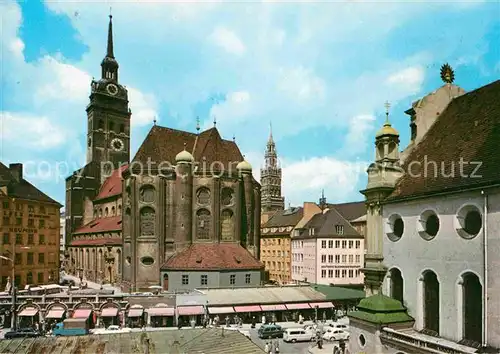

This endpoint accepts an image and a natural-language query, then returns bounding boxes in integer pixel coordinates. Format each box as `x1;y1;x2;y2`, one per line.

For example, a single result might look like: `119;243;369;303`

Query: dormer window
335;225;344;235
309;228;315;236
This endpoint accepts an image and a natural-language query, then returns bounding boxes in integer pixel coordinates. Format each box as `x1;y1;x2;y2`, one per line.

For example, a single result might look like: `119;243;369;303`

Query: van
283;328;315;343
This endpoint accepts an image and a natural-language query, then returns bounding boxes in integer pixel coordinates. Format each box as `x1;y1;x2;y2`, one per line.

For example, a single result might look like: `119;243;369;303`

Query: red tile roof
162;243;263;271
73;216;122;235
94;164;128;201
388;80;500;201
70;237;122;246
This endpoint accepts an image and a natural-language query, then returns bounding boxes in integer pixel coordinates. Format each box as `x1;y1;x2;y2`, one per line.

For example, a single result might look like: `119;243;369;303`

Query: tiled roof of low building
94;164;128;201
73;215;122;235
0;328;264;354
262;207;304;228
0;162;61;206
327;201;366;221
133;126;243;170
200;285;327;306
296;207;362;239
310;284;365;300
162;243;263;271
388;80;500;201
70;237;122;246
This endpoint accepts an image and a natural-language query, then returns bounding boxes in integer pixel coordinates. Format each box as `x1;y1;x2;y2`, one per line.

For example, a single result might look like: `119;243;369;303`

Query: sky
1;0;499;207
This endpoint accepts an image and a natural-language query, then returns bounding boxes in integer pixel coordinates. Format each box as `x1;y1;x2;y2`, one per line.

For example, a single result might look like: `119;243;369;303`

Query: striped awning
73;309;92;319
147;307;175;317
234;305;261;313
127;308;144;317
285;303;311;310
309;302;335;309
18;308;38;317
45;309;65;319
260;304;287;312
100;307;118;317
177;306;204;316
207;307;234;314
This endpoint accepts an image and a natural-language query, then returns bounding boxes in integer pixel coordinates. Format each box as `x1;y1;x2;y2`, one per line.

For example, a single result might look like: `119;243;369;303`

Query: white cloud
128;88;159;127
208;91;252;128
386;66;425;95
341;114;377;157
0;112;67;149
277;67;326;102
209;26;246;55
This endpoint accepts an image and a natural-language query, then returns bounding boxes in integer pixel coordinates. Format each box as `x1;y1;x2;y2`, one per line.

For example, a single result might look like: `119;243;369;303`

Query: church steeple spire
260;123;284;213
101;14;119;82
106;14;114;58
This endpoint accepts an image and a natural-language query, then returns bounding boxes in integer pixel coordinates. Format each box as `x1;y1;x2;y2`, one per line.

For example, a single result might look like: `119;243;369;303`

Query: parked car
283;328;316;343
329;322;349;331
258;324;284;339
322;328;349;341
5;328;41;339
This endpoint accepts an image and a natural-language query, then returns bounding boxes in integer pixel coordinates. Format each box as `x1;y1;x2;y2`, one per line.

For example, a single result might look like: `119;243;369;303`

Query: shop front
285;302;311;323
260;304;287;323
100;306;120;328
177;305;205;327
207;306;234;326
146;305;175;328
72;307;95;329
233;305;262;324
126;305;145;328
309;302;335;321
44;305;66;331
17;306;39;329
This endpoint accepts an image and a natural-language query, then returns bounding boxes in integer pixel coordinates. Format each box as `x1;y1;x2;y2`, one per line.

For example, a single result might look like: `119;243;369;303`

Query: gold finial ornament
440;63;455;84
196;116;200;132
384;101;391;123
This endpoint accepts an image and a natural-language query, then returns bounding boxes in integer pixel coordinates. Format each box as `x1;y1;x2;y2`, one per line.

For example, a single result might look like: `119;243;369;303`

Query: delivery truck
53;318;89;336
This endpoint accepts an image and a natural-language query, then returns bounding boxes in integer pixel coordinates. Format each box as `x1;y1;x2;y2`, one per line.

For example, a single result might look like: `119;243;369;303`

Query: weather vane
440;63;455;84
153;116;157;125
196;116;200;133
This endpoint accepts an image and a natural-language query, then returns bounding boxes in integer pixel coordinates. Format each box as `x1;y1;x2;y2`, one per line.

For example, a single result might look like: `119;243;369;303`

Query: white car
322;328;349;341
94;326;132;335
329;322;349;331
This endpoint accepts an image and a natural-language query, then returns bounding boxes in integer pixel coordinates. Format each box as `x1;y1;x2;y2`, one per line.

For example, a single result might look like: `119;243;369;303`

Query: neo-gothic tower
260;124;285;212
360;103;404;297
86;15;131;179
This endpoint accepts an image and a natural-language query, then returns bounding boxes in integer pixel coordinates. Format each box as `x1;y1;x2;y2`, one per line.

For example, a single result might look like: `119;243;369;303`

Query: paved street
247;325;312;354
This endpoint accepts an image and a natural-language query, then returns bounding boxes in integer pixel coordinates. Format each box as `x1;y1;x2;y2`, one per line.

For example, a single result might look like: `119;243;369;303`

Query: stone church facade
65;15;263;291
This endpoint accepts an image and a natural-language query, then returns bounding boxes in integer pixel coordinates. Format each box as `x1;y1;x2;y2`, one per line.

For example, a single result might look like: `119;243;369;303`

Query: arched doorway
423;270;440;334
163;274;169;291
390;268;403;304
463;272;482;343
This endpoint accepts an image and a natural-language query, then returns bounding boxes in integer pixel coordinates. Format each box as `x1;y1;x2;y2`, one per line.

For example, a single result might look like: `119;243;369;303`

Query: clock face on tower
106;83;118;96
111;138;124;152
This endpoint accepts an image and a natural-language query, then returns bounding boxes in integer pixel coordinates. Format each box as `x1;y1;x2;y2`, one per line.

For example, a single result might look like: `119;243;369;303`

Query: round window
125;257;131;265
425;214;440;237
386;214;404;242
418;210;440;241
359;334;366;347
141;256;154;266
393;218;404;238
464;210;482;235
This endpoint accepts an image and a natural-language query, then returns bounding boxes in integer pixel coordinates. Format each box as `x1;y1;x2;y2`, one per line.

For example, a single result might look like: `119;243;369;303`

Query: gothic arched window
109;121;114;131
197;188;210;205
120;124;125;133
196;209;211;240
111;206;116;216
140;207;155;236
105;207;109;217
140;186;155;203
220;210;234;241
221;188;234;206
98;119;104;130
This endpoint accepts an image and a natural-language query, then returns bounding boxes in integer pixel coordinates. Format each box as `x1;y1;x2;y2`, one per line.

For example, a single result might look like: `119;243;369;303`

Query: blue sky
1;0;499;207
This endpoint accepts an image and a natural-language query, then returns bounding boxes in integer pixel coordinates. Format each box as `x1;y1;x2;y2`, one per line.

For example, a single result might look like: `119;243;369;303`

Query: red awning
18;308;38;317
234;305;262;313
177;306;204;316
207;307;234;314
260;304;287;312
309;302;335;309
73;309;92;319
127;308;144;317
45;309;65;319
285;303;311;310
100;307;118;317
147;307;175;317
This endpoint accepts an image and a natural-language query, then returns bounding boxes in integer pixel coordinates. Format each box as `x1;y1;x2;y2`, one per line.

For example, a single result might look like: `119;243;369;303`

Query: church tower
360;102;404;297
260;124;285;213
86;15;131;179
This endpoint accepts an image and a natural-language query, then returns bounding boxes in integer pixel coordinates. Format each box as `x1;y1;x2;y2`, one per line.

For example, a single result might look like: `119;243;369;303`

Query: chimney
9;163;23;182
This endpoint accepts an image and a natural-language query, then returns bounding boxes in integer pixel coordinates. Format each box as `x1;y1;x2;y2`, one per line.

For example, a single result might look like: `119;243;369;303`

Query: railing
380;328;476;354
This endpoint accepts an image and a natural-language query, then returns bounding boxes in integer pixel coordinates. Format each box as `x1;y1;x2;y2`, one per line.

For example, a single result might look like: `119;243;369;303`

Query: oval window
125;257;131;265
393;218;404;238
425;214;440;237
141;257;154;266
464;210;482;235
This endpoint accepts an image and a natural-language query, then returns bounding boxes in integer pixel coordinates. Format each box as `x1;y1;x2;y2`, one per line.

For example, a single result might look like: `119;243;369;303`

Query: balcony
380;327;477;354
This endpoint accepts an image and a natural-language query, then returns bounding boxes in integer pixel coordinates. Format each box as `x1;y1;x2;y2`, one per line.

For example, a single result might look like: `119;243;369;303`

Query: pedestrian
275;340;280;353
264;342;270;353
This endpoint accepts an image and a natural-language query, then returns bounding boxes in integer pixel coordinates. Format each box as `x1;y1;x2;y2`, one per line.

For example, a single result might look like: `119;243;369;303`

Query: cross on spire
153;116;157;125
213;116;217;127
384;101;391;123
196;116;200;133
